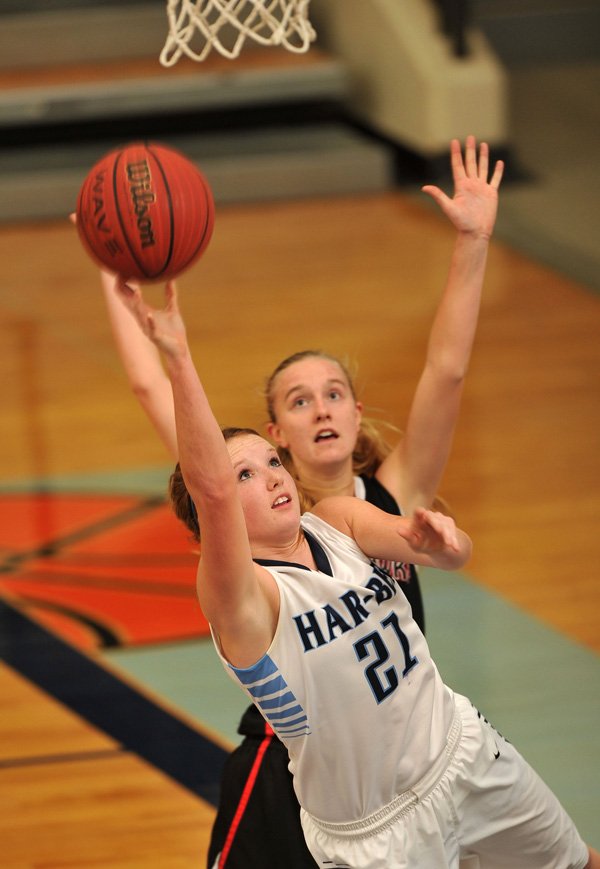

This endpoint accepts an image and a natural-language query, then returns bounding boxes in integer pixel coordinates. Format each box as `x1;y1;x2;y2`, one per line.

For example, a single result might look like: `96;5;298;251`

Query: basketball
76;141;215;282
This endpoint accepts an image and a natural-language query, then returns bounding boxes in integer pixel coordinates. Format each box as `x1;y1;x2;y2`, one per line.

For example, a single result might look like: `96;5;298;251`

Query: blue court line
108;638;249;747
0;598;227;806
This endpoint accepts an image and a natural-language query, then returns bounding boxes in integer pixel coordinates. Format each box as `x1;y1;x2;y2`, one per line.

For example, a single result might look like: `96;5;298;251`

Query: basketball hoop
159;0;316;66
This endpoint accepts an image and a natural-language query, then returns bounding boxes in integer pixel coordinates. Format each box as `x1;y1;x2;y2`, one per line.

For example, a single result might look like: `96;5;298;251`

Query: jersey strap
359;474;401;515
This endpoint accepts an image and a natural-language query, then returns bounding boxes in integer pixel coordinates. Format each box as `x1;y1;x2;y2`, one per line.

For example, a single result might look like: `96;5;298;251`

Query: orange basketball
76;141;215;282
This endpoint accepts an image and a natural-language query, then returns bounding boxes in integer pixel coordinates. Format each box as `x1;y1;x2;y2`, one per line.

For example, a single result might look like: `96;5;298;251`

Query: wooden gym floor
1;190;599;864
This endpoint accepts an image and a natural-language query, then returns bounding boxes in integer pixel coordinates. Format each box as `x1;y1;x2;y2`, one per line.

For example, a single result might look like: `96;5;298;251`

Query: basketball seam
147;144;175;279
174;170;214;275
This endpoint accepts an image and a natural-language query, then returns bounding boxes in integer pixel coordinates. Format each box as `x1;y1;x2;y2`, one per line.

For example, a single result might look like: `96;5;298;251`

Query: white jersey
212;512;455;823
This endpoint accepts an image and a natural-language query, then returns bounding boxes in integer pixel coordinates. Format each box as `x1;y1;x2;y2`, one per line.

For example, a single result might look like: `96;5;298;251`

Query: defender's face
267;357;363;473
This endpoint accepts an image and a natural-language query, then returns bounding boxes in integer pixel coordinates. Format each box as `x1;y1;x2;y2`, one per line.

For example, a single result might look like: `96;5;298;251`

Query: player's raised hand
422;135;504;240
401;507;462;554
114;278;187;359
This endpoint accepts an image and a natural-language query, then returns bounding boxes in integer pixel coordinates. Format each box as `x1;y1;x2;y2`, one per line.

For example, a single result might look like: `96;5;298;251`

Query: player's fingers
477;141;489;181
437;516;460;550
165;279;178;311
450;138;466;180
490;159;505;189
114;274;140;309
113;273;127;294
464;135;477;177
121;276;137;296
69;212;77;225
423;510;458;548
146;311;157;338
421;185;451;210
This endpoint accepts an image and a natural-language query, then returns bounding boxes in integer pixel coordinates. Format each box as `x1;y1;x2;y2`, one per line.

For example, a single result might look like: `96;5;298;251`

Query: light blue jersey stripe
230;654;310;738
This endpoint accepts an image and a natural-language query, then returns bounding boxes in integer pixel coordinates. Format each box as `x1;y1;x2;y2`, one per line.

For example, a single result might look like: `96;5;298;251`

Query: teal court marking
0;466;175;496
107;638;248;747
424;567;599;846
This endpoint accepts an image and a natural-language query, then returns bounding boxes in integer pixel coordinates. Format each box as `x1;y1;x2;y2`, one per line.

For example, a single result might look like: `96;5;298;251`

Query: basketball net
160;0;316;66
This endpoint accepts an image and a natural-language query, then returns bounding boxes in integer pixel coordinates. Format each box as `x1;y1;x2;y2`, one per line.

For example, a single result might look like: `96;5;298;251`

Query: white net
160;0;316;66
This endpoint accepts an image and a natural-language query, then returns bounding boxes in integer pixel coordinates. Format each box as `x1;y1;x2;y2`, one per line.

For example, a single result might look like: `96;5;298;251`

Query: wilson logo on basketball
127;159;156;250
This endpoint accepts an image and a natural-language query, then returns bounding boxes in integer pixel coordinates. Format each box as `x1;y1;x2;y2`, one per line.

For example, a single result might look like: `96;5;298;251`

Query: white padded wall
311;0;507;155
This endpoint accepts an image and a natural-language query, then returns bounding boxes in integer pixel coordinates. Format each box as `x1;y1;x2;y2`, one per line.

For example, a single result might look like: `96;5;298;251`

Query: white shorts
300;693;589;869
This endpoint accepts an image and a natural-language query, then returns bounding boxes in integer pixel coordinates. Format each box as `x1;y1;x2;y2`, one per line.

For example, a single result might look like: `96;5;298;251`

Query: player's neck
297;464;356;503
252;530;316;569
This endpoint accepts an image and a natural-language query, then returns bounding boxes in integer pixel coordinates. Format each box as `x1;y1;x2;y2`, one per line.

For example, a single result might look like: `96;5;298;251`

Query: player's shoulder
312;494;354;512
309;495;355;525
309;495;378;537
302;508;372;569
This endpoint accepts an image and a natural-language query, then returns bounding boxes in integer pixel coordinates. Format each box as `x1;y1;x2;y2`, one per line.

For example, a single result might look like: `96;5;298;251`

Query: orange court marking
0;492;209;650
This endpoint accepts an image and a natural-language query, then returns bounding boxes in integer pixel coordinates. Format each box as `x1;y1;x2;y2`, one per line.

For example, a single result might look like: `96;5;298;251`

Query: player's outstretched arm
71;213;179;459
312;496;472;571
113;278;275;662
111;279;228;504
99;268;178;459
376;136;504;516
